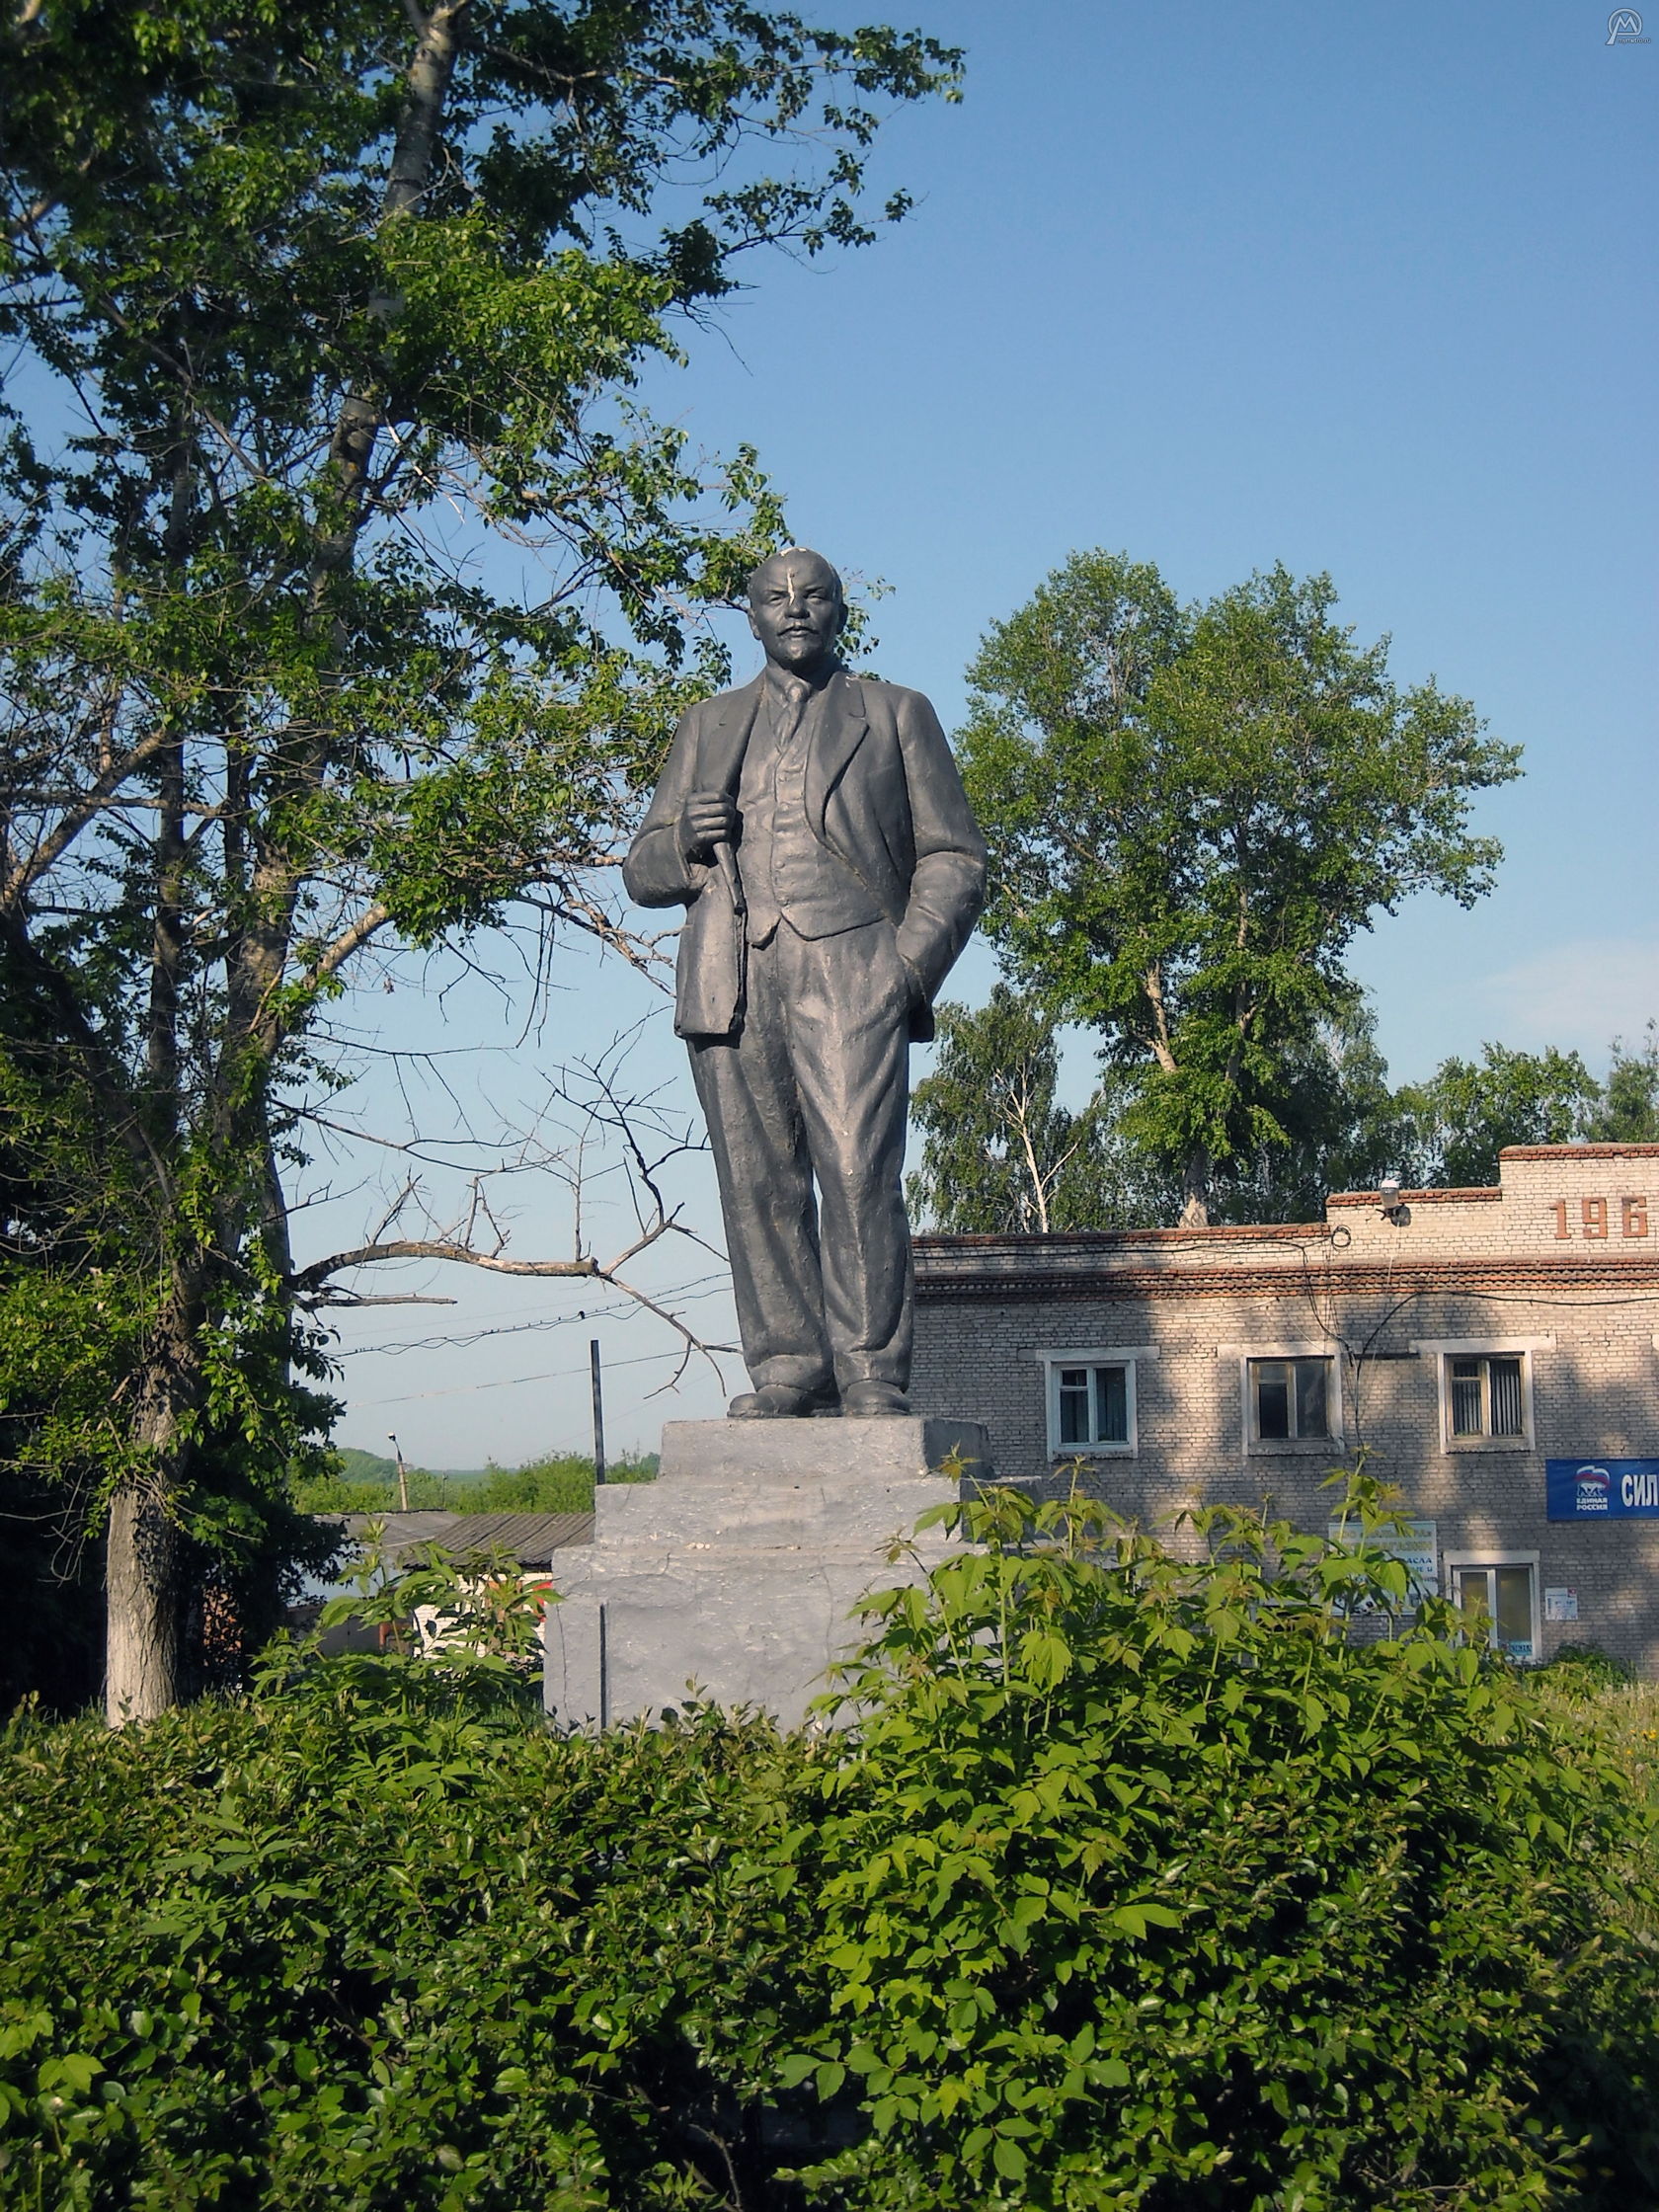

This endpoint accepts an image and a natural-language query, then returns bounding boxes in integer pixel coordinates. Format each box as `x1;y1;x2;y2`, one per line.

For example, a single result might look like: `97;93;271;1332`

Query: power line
333;1273;731;1358
319;1268;723;1340
351;1346;719;1409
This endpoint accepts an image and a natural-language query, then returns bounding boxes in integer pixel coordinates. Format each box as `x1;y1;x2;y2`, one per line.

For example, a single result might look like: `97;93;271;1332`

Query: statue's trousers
688;915;914;1396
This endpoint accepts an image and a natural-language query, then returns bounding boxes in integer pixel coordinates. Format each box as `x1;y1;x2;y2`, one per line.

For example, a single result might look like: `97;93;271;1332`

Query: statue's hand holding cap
679;789;740;865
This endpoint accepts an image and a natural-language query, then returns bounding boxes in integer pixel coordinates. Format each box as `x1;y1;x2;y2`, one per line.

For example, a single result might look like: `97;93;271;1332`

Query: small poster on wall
1543;1588;1579;1622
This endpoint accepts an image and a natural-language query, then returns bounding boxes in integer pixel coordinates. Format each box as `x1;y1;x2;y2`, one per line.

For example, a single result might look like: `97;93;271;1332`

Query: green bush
4;1481;1658;2210
0;1670;815;2209
777;1486;1659;2207
467;1452;659;1515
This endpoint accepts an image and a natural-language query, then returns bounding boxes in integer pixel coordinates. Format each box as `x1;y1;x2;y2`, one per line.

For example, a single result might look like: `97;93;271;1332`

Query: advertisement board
1545;1460;1659;1520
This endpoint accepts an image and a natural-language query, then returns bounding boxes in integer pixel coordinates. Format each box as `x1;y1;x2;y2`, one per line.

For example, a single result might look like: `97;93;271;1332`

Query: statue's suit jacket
623;667;988;1042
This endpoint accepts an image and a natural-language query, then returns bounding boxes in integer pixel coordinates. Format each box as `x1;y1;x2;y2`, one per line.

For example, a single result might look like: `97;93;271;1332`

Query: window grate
1489;1357;1524;1437
1446;1353;1527;1441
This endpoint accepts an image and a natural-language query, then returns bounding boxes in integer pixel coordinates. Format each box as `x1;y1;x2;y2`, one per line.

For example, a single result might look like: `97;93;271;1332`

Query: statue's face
748;551;844;676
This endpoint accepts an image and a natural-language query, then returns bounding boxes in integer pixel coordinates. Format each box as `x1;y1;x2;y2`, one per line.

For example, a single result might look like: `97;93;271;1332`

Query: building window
1413;1340;1542;1451
1249;1356;1333;1442
1058;1363;1128;1447
1447;1354;1524;1439
1447;1556;1540;1662
1039;1349;1152;1457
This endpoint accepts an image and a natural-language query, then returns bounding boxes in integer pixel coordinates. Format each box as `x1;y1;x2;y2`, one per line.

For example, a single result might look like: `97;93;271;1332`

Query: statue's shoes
839;1381;912;1417
727;1383;830;1419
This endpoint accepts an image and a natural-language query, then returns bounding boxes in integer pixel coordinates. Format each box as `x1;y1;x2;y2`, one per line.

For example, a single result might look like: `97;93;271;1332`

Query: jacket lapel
697;672;764;796
805;669;869;837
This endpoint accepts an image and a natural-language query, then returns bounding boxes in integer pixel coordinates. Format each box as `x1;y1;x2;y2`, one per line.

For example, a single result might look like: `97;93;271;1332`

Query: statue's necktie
772;674;811;752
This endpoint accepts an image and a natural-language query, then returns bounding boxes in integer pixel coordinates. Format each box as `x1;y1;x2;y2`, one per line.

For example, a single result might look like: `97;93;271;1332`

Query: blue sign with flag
1546;1459;1659;1520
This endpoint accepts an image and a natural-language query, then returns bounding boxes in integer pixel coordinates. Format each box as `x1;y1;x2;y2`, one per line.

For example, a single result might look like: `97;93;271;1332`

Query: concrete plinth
542;1416;993;1729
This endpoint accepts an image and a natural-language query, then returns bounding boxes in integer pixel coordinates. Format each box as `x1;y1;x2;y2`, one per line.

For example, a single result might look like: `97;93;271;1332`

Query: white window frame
1443;1550;1542;1663
1223;1343;1345;1457
1036;1347;1156;1459
1411;1337;1548;1454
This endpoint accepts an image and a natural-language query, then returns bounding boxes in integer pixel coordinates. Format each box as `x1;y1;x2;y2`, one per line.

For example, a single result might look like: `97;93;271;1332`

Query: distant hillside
337;1448;489;1487
299;1448;658;1516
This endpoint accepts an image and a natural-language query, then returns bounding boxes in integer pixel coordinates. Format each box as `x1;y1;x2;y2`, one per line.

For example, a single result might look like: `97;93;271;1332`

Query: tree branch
300;902;392;992
1144;961;1179;1073
1011;1084;1051;1234
294;1239;598;1291
1;724;173;914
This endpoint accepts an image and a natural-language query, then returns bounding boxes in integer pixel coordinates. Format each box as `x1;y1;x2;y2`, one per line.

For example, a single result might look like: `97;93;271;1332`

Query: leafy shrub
310;1524;557;1675
0;1670;816;2209
774;1483;1659;2209
4;1480;1659;2210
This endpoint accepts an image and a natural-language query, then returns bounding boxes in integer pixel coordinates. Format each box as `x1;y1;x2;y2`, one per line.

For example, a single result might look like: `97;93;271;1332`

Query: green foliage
1582;1023;1659;1144
0;1677;816;2209
6;1479;1659;2207
776;1481;1659;2207
958;551;1519;1222
1393;1043;1598;1188
907;987;1173;1232
311;1522;555;1675
1205;999;1402;1224
1540;1643;1636;1692
339;1446;470;1488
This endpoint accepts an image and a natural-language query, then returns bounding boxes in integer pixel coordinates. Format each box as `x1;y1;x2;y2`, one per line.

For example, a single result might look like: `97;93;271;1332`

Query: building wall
911;1146;1659;1675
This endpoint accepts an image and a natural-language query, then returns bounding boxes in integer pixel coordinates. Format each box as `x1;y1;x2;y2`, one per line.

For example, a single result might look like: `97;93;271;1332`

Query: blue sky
326;0;1658;1465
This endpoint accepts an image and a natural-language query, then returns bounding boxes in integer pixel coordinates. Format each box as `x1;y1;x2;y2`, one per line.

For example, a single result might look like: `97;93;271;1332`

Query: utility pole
590;1339;606;1488
386;1431;410;1512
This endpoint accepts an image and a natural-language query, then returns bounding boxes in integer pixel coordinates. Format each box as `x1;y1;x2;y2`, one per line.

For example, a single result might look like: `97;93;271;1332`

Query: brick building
911;1144;1659;1674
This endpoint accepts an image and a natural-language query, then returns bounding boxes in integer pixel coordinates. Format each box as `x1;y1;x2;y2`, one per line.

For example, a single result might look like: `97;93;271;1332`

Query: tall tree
907;987;1172;1233
1209;998;1404;1224
0;0;959;1718
958;551;1520;1226
1394;1043;1597;1187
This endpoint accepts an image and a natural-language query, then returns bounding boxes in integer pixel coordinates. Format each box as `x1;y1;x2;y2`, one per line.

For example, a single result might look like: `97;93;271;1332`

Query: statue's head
747;546;845;678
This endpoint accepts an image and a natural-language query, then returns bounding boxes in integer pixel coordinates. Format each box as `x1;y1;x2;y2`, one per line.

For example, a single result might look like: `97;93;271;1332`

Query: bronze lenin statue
624;549;987;1417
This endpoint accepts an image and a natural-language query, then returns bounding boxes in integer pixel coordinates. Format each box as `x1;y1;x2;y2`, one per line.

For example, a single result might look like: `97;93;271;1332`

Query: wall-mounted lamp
1378;1176;1411;1227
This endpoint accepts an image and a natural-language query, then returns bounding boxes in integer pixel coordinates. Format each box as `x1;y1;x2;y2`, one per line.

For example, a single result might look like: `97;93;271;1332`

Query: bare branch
1;724;174;913
298;902;393;993
289;1025;729;1377
294;1239;601;1291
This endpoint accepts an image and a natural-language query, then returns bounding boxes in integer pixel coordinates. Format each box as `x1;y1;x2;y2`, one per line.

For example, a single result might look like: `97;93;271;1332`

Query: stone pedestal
542;1416;993;1729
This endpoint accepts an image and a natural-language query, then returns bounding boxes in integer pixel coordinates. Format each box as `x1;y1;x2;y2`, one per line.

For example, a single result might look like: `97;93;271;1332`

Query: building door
1450;1561;1538;1661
